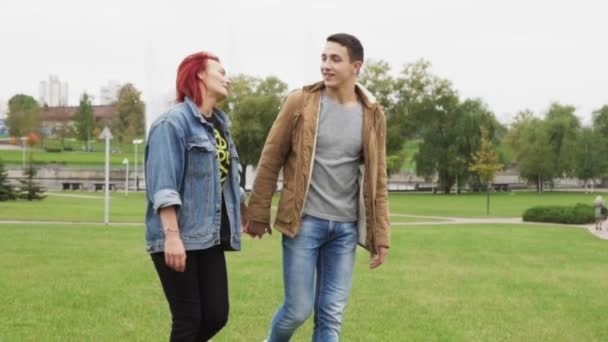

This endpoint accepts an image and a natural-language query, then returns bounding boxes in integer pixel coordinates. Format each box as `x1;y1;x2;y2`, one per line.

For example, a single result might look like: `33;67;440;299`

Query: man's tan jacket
247;81;390;253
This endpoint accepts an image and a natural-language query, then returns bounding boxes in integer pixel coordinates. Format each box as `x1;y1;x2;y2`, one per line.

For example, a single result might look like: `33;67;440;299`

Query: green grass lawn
1;223;607;341
0;192;147;222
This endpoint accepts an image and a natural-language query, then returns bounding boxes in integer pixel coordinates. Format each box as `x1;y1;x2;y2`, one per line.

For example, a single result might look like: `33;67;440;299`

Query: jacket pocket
186;140;216;177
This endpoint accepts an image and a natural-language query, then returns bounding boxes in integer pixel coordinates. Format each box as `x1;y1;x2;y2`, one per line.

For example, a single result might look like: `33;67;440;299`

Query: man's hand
248;221;272;238
370;246;389;269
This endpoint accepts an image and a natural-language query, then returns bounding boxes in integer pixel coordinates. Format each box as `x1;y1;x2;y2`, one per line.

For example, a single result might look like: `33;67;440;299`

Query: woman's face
199;59;230;101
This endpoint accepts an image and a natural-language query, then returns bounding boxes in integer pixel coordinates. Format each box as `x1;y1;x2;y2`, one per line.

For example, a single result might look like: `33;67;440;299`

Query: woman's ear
197;71;206;81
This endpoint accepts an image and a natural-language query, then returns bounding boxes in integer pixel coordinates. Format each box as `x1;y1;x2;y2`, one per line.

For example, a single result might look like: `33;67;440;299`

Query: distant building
99;81;122;105
39;75;69;106
40;105;116;131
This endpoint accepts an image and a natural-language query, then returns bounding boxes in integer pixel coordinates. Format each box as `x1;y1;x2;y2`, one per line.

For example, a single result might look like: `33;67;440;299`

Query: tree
53;121;75;149
359;59;406;175
544;103;580;178
592;105;608;136
453;99;502;192
506;114;555;192
219;73;259;113
112;83;145;143
0;158;16;201
18;155;46;201
575;128;607;192
6;94;41;137
395;60;466;192
73;93;95;150
469;126;503;214
230;76;288;187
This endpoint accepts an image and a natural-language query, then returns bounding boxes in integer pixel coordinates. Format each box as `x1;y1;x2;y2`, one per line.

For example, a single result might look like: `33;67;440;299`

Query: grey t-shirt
302;92;363;222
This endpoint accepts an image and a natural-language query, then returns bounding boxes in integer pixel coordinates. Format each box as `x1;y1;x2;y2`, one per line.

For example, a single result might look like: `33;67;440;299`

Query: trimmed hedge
522;203;595;224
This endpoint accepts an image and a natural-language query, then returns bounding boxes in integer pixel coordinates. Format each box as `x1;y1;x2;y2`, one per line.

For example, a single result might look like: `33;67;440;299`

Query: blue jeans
268;215;358;342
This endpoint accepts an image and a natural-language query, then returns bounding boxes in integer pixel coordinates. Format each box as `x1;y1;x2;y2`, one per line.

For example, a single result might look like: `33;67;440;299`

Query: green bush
522;203;594;224
44;147;62;153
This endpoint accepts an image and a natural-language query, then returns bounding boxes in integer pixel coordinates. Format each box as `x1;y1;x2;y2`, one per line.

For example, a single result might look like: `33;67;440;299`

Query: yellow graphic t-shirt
208;114;230;187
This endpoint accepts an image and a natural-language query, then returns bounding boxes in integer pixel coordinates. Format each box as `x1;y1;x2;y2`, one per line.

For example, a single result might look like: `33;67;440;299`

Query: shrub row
522;203;595;224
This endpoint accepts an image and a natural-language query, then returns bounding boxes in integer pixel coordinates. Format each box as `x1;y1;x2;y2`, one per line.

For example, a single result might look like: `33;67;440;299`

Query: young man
247;33;390;342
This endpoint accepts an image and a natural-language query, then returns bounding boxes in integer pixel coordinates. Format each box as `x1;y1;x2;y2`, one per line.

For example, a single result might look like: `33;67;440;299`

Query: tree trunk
486;184;490;215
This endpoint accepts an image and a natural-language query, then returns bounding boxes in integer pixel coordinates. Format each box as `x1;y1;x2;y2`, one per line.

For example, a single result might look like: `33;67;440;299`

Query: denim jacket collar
184;96;232;129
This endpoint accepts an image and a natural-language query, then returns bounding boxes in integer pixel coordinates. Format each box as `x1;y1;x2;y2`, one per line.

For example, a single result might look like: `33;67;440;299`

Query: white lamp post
132;139;144;191
122;158;129;196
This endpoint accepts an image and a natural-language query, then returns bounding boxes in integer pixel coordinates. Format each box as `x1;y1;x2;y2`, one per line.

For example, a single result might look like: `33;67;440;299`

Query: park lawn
389;191;604;218
0;192;148;222
1;223;607;341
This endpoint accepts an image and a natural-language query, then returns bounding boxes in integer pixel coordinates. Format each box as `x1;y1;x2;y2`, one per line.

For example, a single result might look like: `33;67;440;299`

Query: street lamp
20;136;27;169
132;139;144;191
122;158;129;196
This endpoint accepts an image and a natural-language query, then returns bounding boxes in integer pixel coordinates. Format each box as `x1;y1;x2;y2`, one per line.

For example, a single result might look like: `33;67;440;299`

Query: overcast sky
0;0;606;126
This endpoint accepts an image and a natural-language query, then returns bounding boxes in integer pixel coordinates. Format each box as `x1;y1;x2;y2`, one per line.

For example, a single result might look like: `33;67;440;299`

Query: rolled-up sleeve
145;120;186;214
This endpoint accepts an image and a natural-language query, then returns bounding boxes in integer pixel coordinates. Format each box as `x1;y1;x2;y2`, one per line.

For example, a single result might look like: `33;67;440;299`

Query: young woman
144;51;247;341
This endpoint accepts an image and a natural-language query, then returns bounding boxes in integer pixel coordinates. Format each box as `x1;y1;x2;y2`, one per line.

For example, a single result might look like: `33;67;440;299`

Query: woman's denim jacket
144;97;244;253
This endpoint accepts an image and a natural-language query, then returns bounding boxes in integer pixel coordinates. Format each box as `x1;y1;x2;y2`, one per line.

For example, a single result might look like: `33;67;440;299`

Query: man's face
320;41;361;89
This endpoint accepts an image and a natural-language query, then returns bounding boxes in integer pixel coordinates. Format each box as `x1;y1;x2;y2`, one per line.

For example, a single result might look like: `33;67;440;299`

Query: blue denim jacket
144;97;244;253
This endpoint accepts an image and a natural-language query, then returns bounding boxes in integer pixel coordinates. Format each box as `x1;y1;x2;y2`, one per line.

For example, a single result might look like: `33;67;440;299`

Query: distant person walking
594;195;606;231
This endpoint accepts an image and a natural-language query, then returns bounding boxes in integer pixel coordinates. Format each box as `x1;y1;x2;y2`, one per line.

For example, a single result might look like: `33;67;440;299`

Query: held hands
240;202;272;238
247;221;272;238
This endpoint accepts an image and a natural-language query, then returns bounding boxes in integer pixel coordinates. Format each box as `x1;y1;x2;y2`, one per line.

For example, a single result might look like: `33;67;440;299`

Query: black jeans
151;245;229;342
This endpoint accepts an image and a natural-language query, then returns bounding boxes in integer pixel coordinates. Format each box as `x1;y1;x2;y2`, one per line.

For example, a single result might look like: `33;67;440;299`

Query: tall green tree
112;83;145;143
544;103;580;178
73;93;95;150
575;127;607;192
230;76;288;187
220;73;259;113
469;126;503;214
395;60;469;192
359;59;406;175
506;114;555;192
592;105;608;136
18;155;46;201
6;94;41;137
0;158;17;201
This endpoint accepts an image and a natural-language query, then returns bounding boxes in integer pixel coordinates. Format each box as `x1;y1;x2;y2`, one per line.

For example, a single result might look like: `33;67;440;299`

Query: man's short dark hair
326;33;364;63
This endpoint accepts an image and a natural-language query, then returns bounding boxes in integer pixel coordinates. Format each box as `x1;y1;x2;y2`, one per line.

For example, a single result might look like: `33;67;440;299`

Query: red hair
176;51;220;107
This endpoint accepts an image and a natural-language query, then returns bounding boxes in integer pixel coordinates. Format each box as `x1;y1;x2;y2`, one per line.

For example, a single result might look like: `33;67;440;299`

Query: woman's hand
164;231;186;272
